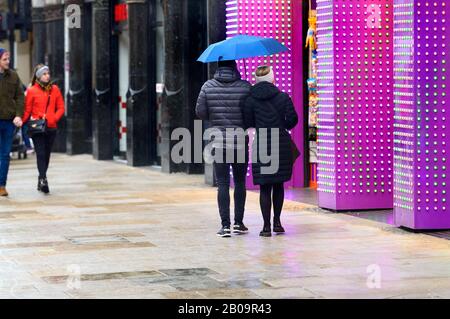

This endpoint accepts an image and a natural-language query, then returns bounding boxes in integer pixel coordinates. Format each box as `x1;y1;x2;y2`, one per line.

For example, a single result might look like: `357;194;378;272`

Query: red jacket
23;83;65;129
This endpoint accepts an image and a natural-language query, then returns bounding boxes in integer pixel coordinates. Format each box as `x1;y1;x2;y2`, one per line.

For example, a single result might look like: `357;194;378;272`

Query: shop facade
62;0;206;168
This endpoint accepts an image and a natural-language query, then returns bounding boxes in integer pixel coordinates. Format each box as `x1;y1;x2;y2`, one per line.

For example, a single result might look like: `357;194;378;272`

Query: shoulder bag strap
43;90;51;119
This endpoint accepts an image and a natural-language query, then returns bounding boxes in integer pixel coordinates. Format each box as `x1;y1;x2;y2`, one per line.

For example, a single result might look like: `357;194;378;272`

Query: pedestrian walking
196;60;251;237
0;48;25;197
22;64;65;194
243;66;299;237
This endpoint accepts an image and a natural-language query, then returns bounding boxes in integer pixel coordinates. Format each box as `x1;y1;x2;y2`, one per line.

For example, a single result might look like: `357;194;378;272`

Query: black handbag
290;136;300;163
28;94;50;136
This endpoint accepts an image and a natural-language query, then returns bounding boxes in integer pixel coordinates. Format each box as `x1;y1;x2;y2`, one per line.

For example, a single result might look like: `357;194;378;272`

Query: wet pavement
0;154;449;299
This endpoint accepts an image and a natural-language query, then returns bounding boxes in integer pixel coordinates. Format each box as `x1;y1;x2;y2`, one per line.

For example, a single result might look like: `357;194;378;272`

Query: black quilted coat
243;81;299;185
196;67;251;150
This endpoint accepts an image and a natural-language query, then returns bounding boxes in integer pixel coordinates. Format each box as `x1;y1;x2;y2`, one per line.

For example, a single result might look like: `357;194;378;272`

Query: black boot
273;218;285;234
259;225;272;237
38;177;50;194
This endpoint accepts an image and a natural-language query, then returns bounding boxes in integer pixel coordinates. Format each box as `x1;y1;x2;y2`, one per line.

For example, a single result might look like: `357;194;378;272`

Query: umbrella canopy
197;35;289;63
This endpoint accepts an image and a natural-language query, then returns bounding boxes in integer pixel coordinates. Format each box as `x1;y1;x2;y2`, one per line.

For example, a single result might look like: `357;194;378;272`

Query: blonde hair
255;66;271;77
31;63;46;86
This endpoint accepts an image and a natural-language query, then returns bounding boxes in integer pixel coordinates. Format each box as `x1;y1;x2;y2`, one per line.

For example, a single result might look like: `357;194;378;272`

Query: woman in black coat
244;66;299;237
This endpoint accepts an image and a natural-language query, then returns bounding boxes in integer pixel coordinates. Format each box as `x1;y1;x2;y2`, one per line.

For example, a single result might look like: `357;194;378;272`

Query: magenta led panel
226;0;304;188
393;0;450;229
317;0;395;210
226;0;293;94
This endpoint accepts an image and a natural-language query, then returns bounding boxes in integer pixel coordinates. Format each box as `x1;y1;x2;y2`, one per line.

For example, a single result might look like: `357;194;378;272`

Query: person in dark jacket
244;66;299;237
196;60;251;238
0;48;25;197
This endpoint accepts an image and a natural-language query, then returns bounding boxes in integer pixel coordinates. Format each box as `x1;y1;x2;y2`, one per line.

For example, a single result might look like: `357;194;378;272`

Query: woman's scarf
36;79;52;92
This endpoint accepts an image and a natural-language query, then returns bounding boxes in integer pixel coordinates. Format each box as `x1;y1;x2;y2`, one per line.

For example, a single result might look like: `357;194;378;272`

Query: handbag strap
43;90;51;119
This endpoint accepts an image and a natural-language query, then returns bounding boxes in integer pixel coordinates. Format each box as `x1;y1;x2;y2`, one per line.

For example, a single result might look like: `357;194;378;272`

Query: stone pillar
160;0;184;173
44;3;66;152
203;0;226;185
126;0;152;167
206;0;226;79
65;0;90;155
31;1;46;68
182;0;208;175
83;2;93;153
92;0;113;160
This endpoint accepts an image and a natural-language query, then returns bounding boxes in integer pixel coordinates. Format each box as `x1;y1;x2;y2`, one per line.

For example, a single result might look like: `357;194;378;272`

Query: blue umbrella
197;35;289;63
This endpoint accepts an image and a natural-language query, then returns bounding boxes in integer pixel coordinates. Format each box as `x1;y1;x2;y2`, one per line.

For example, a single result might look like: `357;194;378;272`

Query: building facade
29;0;67;152
0;0;33;90
29;0;217;175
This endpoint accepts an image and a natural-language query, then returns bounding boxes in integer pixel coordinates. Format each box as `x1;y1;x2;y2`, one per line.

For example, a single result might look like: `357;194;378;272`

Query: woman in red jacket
23;64;65;194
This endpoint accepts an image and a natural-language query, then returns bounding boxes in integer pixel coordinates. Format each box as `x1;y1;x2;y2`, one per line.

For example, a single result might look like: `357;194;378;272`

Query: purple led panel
317;0;395;210
225;0;304;189
393;0;450;229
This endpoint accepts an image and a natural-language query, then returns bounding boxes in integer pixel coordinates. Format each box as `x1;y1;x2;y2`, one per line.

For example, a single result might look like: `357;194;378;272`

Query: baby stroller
11;127;28;160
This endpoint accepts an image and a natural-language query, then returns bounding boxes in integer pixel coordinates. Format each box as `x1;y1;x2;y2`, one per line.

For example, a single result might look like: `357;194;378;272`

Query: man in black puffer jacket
196;60;251;238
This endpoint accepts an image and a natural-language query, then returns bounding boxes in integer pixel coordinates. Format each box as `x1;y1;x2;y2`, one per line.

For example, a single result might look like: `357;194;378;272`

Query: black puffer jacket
196;67;251;149
244;82;299;185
